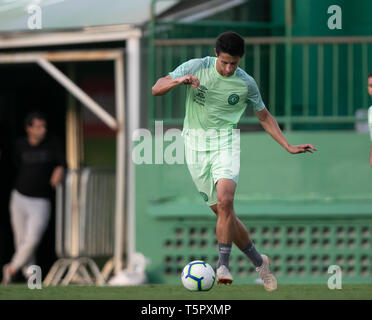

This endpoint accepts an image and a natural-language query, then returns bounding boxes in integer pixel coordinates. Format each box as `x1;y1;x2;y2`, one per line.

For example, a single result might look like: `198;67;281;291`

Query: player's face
26;118;47;143
368;77;372;98
215;50;241;77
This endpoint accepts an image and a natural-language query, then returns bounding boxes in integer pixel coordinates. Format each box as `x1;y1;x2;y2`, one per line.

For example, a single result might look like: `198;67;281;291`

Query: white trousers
9;189;51;274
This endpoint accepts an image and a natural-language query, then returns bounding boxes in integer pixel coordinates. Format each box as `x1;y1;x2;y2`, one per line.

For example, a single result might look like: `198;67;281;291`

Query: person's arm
50;138;66;188
50;165;64;188
254;108;317;154
152;74;199;96
369;145;372;168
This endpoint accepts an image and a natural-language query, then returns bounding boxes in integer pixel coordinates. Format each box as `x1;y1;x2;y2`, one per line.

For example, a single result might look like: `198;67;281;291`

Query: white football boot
255;254;277;291
216;265;233;285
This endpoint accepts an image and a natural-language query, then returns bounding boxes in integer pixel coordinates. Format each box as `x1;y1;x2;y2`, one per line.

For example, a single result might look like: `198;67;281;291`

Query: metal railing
44;167;117;286
56;167;116;258
148;36;372;131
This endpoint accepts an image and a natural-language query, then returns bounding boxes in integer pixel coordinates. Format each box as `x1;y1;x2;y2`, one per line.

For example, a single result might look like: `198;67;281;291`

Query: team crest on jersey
228;94;240;105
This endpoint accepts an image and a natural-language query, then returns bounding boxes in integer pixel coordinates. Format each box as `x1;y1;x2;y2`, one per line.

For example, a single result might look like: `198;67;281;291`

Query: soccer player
152;31;317;291
367;72;372;167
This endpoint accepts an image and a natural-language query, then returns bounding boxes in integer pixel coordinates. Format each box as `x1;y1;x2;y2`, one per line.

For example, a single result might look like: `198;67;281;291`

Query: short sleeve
368;106;372;141
169;58;203;79
246;78;265;112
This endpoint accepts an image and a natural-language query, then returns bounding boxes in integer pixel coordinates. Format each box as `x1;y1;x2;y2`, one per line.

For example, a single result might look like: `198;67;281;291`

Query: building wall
134;131;372;283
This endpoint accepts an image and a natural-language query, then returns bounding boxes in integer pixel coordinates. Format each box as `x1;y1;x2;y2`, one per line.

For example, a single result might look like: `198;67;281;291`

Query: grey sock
242;241;263;267
216;243;232;269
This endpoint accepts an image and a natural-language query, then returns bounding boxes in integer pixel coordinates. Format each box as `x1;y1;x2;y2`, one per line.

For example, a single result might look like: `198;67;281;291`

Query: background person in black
2;112;66;285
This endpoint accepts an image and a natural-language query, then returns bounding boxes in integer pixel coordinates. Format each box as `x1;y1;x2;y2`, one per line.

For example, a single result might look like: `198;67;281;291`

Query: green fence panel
148;37;372;130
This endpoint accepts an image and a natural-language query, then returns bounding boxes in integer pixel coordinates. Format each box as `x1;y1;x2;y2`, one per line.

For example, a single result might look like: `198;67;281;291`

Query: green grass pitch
1;284;372;300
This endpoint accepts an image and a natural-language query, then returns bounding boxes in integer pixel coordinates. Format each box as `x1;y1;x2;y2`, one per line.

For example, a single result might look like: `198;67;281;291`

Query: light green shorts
185;144;240;206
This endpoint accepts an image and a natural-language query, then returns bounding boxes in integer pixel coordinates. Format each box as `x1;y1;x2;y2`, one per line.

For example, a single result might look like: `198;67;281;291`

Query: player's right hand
179;75;200;88
286;144;317;154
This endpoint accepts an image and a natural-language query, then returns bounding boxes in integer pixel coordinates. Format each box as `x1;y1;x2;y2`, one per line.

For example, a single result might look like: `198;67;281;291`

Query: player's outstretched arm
254;108;317;154
152;75;199;96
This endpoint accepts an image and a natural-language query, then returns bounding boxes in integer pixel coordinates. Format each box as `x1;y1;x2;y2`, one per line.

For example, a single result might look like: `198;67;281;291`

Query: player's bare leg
215;178;237;245
210;204;251;250
212;178;277;291
214;178;237;285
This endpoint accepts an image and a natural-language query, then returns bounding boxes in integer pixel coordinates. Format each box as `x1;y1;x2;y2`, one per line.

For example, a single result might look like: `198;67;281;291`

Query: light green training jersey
169;56;265;150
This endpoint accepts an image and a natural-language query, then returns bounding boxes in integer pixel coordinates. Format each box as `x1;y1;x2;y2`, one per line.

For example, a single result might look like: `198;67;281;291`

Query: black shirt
13;136;66;198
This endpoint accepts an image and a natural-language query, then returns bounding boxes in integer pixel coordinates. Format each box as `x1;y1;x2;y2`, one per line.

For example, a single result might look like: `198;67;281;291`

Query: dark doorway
0;62;66;282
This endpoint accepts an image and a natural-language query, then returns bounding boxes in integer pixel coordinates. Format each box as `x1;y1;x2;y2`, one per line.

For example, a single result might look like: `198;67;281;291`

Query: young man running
152;31;317;291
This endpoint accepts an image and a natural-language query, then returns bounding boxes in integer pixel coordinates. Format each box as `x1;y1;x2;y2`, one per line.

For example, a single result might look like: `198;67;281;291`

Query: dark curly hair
215;31;245;58
24;111;47;127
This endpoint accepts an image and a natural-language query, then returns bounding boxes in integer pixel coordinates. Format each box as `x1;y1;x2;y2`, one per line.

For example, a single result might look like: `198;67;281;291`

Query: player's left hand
286;144;317;154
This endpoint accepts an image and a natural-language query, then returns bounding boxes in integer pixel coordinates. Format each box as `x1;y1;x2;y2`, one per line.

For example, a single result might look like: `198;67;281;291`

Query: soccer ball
181;260;216;291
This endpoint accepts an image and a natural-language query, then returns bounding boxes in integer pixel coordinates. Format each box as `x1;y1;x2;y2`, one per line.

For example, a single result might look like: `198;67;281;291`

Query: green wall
272;0;372;36
82;131;372;284
135;131;372;284
84;137;116;167
136;131;372;205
